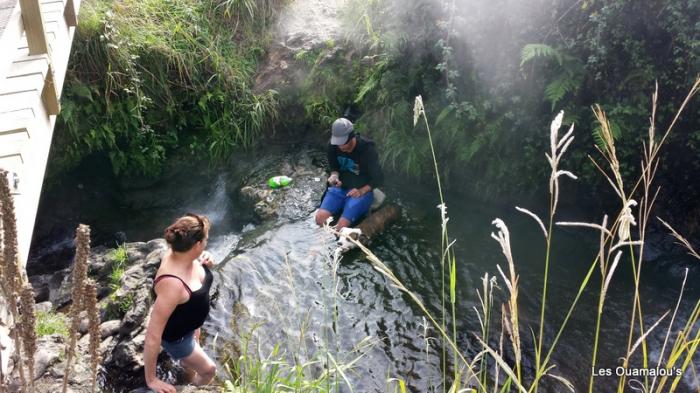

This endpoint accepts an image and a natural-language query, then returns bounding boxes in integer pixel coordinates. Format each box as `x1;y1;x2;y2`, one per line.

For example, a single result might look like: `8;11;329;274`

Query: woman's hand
198;250;215;267
147;377;176;393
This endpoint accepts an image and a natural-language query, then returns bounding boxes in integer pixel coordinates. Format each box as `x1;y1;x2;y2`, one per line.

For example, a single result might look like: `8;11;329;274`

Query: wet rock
33;334;64;380
78;314;89;334
35;301;53;314
119;289;151;338
27;238;171;391
109;331;146;372
100;320;121;339
236;150;327;223
30;269;71;308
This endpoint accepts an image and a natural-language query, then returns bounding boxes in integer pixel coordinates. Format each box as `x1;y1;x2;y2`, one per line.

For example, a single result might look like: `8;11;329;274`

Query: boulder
100;320;121;339
26;238;171;391
235;149;327;222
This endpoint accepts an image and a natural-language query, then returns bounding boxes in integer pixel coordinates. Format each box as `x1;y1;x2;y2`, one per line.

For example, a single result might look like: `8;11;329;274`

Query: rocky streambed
23;150;329;392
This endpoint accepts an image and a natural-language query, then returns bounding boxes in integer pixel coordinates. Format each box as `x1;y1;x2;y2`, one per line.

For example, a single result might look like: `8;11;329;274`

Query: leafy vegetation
56;0;699;213
52;0;282;177
343;89;700;392
287;0;700;212
35;311;69;338
107;242;128;290
223;340;339;392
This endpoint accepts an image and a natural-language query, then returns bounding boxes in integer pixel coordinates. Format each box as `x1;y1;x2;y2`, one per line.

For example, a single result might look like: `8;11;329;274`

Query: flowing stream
29;147;699;392
22;0;700;390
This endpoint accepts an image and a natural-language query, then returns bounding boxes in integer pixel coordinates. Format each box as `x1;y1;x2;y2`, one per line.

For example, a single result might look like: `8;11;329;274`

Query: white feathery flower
546;111;576;215
557;123;575;150
491;218;516;278
556;221;612;237
610;240;644;254
492;218;508;235
555;170;578;181
496;264;513;293
515;206;548;238
437;202;447;217
550;110;564;155
558;131;576;157
413;95;425;126
618;199;638;241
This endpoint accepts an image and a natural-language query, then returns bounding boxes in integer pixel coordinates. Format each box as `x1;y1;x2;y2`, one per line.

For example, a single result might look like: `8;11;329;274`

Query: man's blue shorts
161;330;196;360
320;186;374;224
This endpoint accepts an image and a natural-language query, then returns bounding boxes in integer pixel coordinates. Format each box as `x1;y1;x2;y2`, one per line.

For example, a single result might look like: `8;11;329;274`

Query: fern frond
592;119;622;150
544;75;578;110
520;44;563;68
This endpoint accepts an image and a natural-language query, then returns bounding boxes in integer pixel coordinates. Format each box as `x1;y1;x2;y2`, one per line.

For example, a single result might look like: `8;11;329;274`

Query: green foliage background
53;0;282;177
54;0;700;216
290;0;699;205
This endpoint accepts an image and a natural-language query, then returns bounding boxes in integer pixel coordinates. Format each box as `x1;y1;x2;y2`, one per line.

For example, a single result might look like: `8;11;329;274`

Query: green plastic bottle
268;175;293;189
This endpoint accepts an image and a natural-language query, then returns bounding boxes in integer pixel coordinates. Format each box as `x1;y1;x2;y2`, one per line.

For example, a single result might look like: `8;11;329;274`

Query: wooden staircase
0;0;81;266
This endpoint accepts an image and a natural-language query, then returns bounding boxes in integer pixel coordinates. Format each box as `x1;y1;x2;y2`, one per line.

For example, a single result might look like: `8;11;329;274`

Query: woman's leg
180;343;217;386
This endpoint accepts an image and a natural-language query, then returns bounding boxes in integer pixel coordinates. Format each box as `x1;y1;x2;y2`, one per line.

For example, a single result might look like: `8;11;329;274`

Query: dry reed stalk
0;171;27;388
650;220;699;392
19;286;36;392
491;218;521;381
62;224;91;393
83;280;101;393
523;111;576;393
333;226;488;391
589;104;652;392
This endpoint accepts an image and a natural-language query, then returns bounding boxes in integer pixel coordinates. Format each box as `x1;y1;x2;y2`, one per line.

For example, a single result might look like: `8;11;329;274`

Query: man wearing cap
315;118;384;230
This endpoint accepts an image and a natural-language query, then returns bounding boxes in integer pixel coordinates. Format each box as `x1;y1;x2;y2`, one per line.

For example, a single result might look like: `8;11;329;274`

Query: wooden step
0;138;26;159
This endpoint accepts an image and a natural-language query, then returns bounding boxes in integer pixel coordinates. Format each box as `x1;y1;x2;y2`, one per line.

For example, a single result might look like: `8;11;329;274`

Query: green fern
592;119;622;150
459;133;487;164
355;58;389;104
520;43;563;68
544;75;579;110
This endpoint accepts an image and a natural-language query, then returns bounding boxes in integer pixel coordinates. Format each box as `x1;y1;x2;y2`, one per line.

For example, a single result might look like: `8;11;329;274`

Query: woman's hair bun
164;214;210;252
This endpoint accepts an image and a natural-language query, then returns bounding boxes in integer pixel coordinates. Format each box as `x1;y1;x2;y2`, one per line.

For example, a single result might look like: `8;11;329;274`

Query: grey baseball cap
330;118;354;145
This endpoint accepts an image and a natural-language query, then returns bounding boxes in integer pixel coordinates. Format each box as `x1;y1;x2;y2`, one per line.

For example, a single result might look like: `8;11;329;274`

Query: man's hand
198;250;215;267
346;188;364;198
328;173;342;187
147;378;176;393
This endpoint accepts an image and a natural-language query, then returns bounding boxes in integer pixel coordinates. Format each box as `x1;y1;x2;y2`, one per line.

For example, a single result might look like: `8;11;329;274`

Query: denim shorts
320;186;374;224
161;330;196;360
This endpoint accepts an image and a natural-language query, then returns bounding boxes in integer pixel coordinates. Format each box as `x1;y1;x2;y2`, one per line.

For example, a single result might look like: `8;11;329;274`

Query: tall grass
55;0;280;177
336;78;700;392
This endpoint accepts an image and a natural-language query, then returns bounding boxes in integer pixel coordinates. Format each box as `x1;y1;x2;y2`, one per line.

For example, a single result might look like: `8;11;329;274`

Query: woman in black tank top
143;213;217;393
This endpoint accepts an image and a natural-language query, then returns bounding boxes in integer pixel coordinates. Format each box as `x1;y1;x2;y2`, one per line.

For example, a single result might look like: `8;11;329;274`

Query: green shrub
52;0;282;178
107;243;128;290
35;311;70;338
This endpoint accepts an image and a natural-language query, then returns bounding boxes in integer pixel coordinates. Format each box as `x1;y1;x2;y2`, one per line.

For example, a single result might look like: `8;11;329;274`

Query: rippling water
30;149;700;392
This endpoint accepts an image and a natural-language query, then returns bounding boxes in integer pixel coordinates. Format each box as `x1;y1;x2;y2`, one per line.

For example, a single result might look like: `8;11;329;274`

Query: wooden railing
0;0;81;267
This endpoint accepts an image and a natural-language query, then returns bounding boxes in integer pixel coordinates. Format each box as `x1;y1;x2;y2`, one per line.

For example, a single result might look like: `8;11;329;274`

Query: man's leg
335;217;352;230
316;187;345;226
316;209;334;226
180;343;216;386
337;191;374;230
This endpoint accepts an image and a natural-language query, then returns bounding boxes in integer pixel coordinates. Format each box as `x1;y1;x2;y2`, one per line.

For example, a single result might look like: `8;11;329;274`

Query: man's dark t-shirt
327;135;383;190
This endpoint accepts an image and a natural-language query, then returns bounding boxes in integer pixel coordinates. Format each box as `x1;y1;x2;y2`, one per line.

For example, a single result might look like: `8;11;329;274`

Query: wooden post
18;0;48;55
41;65;60;115
64;0;77;27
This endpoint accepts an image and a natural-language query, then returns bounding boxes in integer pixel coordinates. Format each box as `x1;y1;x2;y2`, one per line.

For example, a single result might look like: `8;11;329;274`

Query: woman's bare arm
143;279;186;393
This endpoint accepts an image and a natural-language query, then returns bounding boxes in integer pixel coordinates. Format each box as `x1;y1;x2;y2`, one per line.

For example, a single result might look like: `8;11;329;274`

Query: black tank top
153;266;213;342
